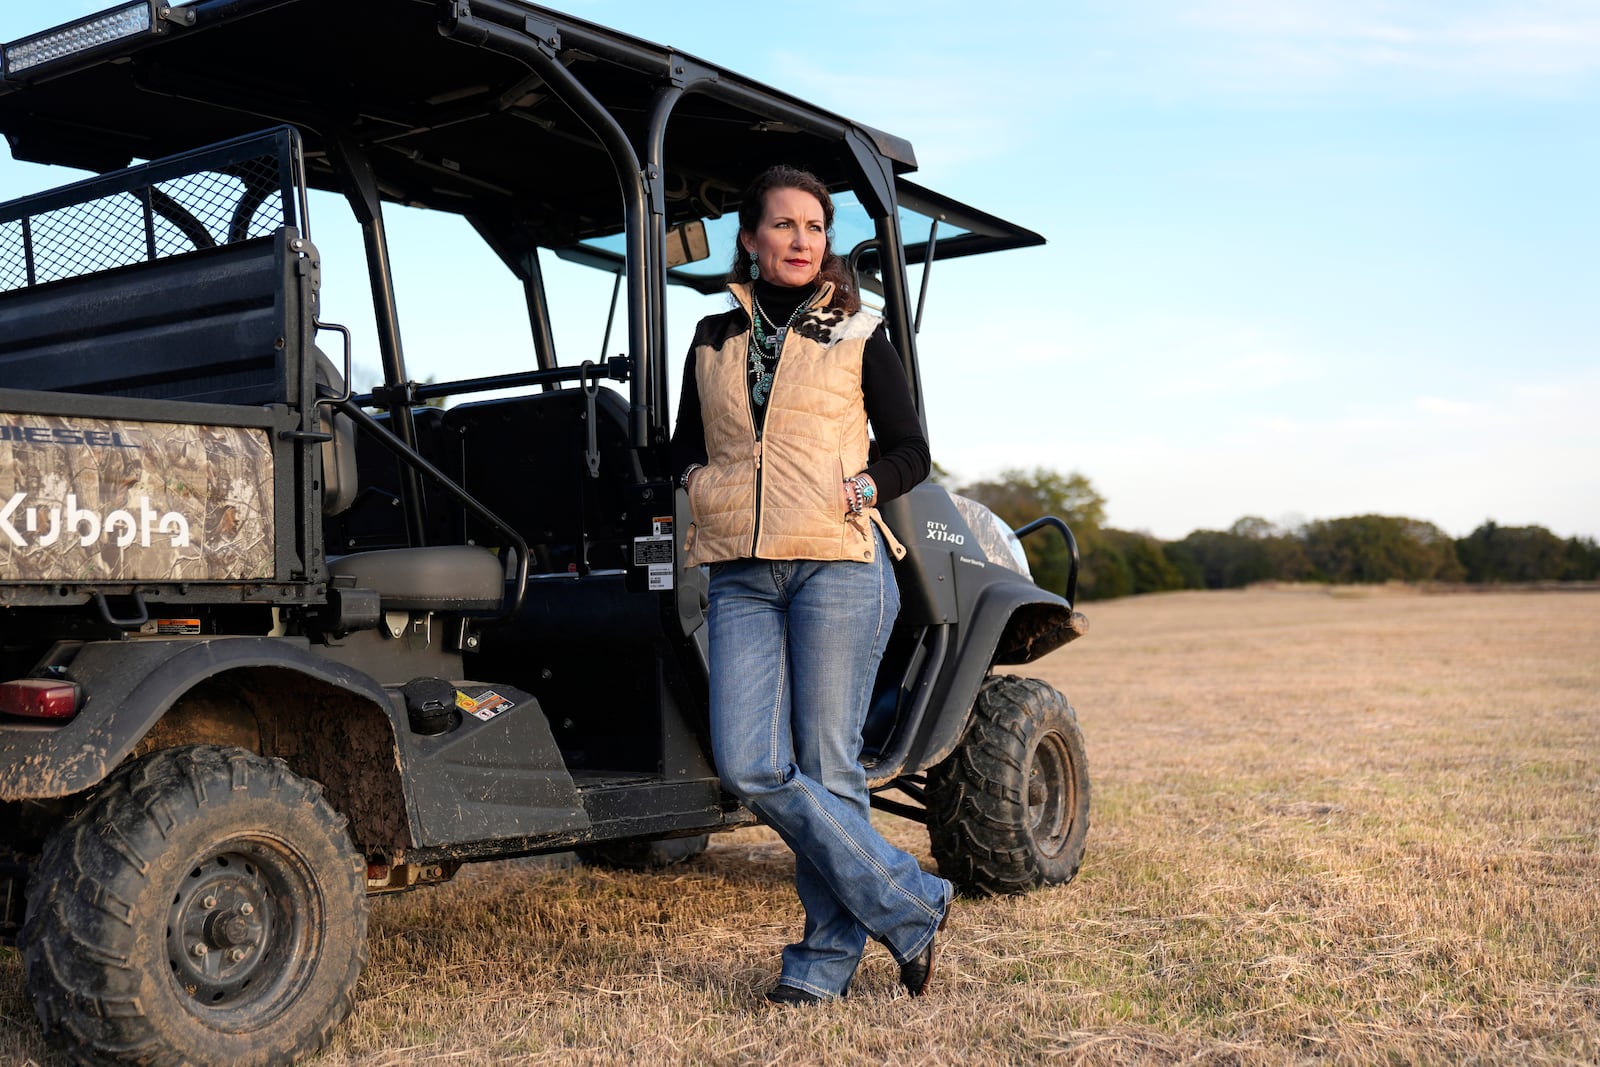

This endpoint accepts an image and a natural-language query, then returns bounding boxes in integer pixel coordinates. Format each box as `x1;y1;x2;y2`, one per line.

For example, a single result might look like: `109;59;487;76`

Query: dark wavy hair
729;164;860;315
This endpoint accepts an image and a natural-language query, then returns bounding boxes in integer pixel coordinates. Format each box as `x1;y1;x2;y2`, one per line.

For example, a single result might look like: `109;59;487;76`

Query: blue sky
2;1;1595;540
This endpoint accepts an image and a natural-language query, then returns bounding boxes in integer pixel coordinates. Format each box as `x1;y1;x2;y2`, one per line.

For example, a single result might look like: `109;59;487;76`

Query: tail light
0;679;81;720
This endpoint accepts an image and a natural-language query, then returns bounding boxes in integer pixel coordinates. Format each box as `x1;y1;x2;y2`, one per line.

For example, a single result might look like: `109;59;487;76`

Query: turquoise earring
748;252;759;280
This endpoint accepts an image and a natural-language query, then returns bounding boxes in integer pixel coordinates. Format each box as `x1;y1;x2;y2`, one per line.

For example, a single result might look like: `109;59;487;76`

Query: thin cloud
1415;396;1487;418
1103;320;1327;398
1175;0;1600;93
763;53;1027;172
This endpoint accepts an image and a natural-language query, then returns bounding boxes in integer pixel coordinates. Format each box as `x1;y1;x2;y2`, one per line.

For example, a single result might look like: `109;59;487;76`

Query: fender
0;635;394;801
899;571;1086;776
879;484;1088;779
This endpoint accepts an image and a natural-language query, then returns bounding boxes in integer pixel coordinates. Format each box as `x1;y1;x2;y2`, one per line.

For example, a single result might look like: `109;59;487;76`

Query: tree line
955;467;1600;601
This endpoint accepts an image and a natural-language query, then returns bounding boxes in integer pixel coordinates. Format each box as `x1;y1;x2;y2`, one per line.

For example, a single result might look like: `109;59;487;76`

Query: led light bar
1;2;166;80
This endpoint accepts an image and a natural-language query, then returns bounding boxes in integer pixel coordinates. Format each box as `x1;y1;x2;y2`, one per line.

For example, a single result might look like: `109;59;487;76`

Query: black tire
20;745;369;1067
926;675;1090;896
578;834;710;871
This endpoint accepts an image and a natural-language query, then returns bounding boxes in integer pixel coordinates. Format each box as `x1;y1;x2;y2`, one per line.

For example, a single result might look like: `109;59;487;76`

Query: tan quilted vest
684;282;906;567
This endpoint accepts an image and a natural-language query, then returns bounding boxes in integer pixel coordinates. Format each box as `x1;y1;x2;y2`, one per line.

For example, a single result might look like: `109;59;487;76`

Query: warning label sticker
456;689;514;722
634;535;673;565
634;533;675;591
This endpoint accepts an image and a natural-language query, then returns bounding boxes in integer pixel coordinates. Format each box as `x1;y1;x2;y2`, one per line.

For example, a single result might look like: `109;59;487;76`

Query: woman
672;164;952;1004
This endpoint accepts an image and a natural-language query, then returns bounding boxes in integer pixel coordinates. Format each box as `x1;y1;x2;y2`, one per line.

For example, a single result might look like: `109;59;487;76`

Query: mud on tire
20;745;369;1067
927;675;1090;896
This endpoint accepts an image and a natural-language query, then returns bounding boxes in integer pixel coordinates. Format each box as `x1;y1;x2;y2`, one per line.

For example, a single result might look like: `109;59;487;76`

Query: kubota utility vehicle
0;2;1090;1062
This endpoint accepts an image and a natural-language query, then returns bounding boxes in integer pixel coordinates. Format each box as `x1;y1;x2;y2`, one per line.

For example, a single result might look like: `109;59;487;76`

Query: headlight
950;494;1032;577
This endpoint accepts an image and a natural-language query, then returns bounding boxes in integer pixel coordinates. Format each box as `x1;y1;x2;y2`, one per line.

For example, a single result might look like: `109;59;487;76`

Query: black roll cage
350;1;923;544
0;0;1038;554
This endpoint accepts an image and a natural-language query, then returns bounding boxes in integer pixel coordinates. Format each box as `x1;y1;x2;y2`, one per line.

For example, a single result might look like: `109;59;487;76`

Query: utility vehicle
0;1;1089;1062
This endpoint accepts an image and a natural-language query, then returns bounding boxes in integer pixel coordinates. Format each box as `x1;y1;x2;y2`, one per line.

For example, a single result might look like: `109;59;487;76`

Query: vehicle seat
316;350;359;517
316;355;502;615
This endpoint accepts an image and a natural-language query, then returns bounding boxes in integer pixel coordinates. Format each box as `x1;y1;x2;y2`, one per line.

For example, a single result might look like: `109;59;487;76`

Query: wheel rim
1025;732;1076;858
166;834;320;1024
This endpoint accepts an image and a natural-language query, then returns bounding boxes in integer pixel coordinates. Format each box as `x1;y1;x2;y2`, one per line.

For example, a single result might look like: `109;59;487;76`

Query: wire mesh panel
0;126;310;406
28;193;148;285
0;218;24;291
0;126;303;293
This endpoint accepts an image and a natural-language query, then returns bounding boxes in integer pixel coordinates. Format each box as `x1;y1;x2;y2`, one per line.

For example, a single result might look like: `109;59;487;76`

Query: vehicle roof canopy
0;0;1045;535
1;0;926;248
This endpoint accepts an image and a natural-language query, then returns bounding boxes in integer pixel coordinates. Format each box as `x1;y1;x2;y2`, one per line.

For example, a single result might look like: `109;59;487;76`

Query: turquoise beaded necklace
748;289;814;408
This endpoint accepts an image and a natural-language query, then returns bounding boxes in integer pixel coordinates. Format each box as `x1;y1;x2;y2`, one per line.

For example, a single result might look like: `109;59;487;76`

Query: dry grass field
1;586;1595;1065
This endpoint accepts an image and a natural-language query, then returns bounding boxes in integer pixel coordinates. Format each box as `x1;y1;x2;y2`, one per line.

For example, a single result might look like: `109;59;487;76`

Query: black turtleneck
670;280;931;505
749;277;813;334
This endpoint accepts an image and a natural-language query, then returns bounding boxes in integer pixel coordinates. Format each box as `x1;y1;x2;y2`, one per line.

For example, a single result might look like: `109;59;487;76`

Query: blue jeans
707;533;952;998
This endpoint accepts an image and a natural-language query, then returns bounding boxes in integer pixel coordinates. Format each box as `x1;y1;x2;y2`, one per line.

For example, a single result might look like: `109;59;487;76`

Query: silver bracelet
845;475;875;515
680;464;702;490
847;474;874;514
